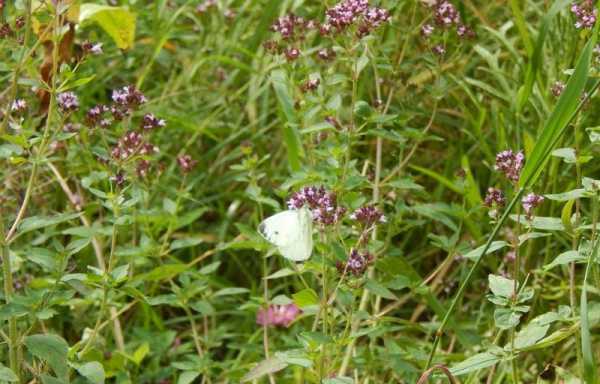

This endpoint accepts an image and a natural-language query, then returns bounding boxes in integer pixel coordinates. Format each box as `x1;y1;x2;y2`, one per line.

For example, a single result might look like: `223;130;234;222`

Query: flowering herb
571;0;597;29
336;248;373;276
522;193;544;219
57;92;79;113
350;204;386;227
287;186;346;226
494;150;525;183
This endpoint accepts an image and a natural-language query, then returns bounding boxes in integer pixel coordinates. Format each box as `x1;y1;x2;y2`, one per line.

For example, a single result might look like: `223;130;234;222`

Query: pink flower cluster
111;131;159;161
350;204;386;226
287;186;346;225
433;0;460;26
112;85;147;109
256;304;301;328
494;150;524;183
57;92;80;113
551;81;566;97
571;0;597;29
325;0;390;37
271;14;313;40
522;193;544;219
337;248;373;276
140;113;166;130
483;187;505;208
421;1;475;45
177;154;197;173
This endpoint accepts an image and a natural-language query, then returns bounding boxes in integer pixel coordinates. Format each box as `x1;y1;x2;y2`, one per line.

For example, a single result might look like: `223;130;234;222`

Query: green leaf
241;357;288;382
488;274;515;299
494;308;522;329
264;268;296;280
131;342;150;365
464;241;508;261
79;4;136;50
292;288;319;308
322;378;354;384
274;350;312;368
76;361;105;384
516;0;569;111
0;363;18;382
544;250;585;271
551;147;577;163
365;279;396;300
512;323;550;350
271;70;303;171
545;189;590;201
190;300;215;316
170;237;204;251
134;264;188;282
449;352;503;376
24;334;69;380
510;215;565;231
212;287;249;297
18;212;81;236
40;375;67;384
178;371;200;384
519;32;597;187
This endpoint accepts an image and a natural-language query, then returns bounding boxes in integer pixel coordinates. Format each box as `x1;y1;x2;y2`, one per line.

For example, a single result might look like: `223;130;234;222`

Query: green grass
0;1;599;383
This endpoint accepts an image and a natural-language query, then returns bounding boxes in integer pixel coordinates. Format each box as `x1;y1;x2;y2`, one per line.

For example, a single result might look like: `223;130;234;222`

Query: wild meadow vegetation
1;0;600;383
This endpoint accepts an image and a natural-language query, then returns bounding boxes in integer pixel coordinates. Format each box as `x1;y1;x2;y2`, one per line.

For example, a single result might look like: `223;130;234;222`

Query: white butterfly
258;207;313;261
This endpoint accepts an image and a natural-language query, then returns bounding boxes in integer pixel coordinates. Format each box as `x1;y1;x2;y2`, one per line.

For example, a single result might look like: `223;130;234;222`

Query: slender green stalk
1;231;20;382
426;188;523;368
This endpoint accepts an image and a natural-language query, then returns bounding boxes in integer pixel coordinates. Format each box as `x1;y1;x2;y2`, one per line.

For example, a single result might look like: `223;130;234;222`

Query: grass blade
517;0;570;112
581;236;599;384
271;69;304;171
520;32;597;188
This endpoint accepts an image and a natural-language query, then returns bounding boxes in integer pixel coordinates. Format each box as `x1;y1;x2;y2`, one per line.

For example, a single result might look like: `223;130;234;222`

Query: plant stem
1;230;20;382
426;188;524;368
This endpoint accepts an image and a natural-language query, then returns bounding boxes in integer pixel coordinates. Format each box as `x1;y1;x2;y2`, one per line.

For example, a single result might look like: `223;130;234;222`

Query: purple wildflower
82;41;103;55
494;150;525;183
196;0;217;14
271;14;308;40
287;186;346;225
140;113;166;130
350;204;386;226
522;193;544;219
136;159;151;178
325;0;390;36
177;154;197;173
551;81;565;97
112;85;147;109
15;16;25;29
433;0;461;27
421;23;435;37
0;23;12;38
301;78;320;92
10;99;27;114
571;0;597;29
326;0;369;30
85;104;108;126
336;248;373;276
317;48;336;61
284;47;301;61
111;131;158;161
57;92;79;112
432;44;446;56
256;304;301;328
484;187;506;208
457;24;475;38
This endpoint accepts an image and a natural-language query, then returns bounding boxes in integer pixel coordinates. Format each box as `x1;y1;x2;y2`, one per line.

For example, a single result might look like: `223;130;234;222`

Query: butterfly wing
258;208;313;261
